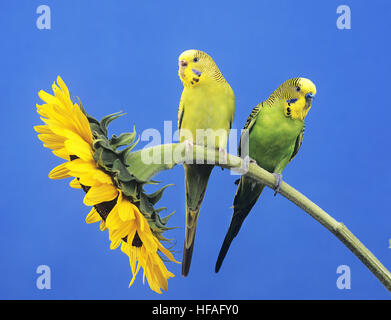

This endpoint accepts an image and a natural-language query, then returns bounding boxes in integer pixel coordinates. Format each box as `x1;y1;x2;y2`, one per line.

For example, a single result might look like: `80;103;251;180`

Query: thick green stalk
246;161;391;292
126;143;391;292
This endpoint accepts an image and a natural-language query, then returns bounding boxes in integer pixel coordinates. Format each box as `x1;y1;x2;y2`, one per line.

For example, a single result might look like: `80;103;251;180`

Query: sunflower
35;76;178;294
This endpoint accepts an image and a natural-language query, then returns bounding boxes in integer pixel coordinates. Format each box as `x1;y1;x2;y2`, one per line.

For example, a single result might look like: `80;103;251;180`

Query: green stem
126;143;391;292
246;163;391;292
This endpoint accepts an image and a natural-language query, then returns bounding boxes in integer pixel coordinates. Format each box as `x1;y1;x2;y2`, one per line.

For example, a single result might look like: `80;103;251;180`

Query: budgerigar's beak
192;69;202;77
304;92;315;109
305;92;315;101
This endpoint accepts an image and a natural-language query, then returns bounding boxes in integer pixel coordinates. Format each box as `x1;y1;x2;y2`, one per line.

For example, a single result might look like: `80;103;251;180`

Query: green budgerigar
177;49;235;276
215;77;316;273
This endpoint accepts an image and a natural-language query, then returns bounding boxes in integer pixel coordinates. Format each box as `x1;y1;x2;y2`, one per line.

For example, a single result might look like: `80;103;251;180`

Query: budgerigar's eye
193;57;199;62
295;86;301;92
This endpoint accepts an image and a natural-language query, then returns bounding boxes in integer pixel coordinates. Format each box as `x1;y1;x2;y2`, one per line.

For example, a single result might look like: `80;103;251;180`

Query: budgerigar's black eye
295;86;301;92
193;57;199;62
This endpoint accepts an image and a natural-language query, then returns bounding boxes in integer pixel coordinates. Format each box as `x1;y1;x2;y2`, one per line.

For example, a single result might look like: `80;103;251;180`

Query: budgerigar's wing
215;177;265;273
216;103;264;272
289;126;305;161
238;103;262;157
178;98;185;129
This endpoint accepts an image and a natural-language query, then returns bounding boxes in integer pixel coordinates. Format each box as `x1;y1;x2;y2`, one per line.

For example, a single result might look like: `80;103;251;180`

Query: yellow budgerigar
177;49;235;276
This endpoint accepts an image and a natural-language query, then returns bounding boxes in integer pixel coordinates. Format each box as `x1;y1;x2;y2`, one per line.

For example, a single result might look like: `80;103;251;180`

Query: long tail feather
215;177;264;273
182;208;200;276
182;164;213;276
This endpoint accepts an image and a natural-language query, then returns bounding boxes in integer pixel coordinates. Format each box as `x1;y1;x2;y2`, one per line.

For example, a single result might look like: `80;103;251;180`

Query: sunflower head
83;107;175;241
35;76;178;294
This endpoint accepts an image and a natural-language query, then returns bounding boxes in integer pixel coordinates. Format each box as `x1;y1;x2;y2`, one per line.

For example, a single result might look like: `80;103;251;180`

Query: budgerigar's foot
272;173;283;196
243;156;257;165
218;147;228;164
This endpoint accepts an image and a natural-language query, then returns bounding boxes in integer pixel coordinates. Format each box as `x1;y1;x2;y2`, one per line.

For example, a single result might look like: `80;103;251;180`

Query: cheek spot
193;78;199;82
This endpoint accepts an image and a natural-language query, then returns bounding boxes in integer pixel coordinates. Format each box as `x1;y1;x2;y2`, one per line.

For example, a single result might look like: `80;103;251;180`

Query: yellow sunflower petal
86;207;101;224
133;206;145;231
34;125;52;134
108;222;133;243
90;169;113;185
105;205;120;229
49;162;70;179
135;222;157;253
52;149;70;160
117;193;136;221
56;76;70;98
52;82;71;109
38;133;66;147
83;184;118;206
38;90;60;105
69;178;82;189
110;238;122;250
64;137;93;161
78;175;101;187
71;103;93;144
66;159;112;186
129;262;142;288
100;220;107;231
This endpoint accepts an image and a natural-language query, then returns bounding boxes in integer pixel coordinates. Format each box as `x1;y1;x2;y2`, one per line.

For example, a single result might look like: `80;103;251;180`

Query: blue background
1;0;390;299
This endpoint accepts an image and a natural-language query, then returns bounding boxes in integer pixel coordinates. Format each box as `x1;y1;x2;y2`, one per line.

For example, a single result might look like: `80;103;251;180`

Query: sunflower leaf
100;112;125;135
140;193;154;215
160;210;176;225
146;184;174;205
110;132;137;149
112;158;134;182
119;180;139;199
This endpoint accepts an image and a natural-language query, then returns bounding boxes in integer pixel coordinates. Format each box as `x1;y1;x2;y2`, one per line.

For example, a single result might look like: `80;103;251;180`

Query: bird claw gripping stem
218;147;228;164
272;173;283;196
